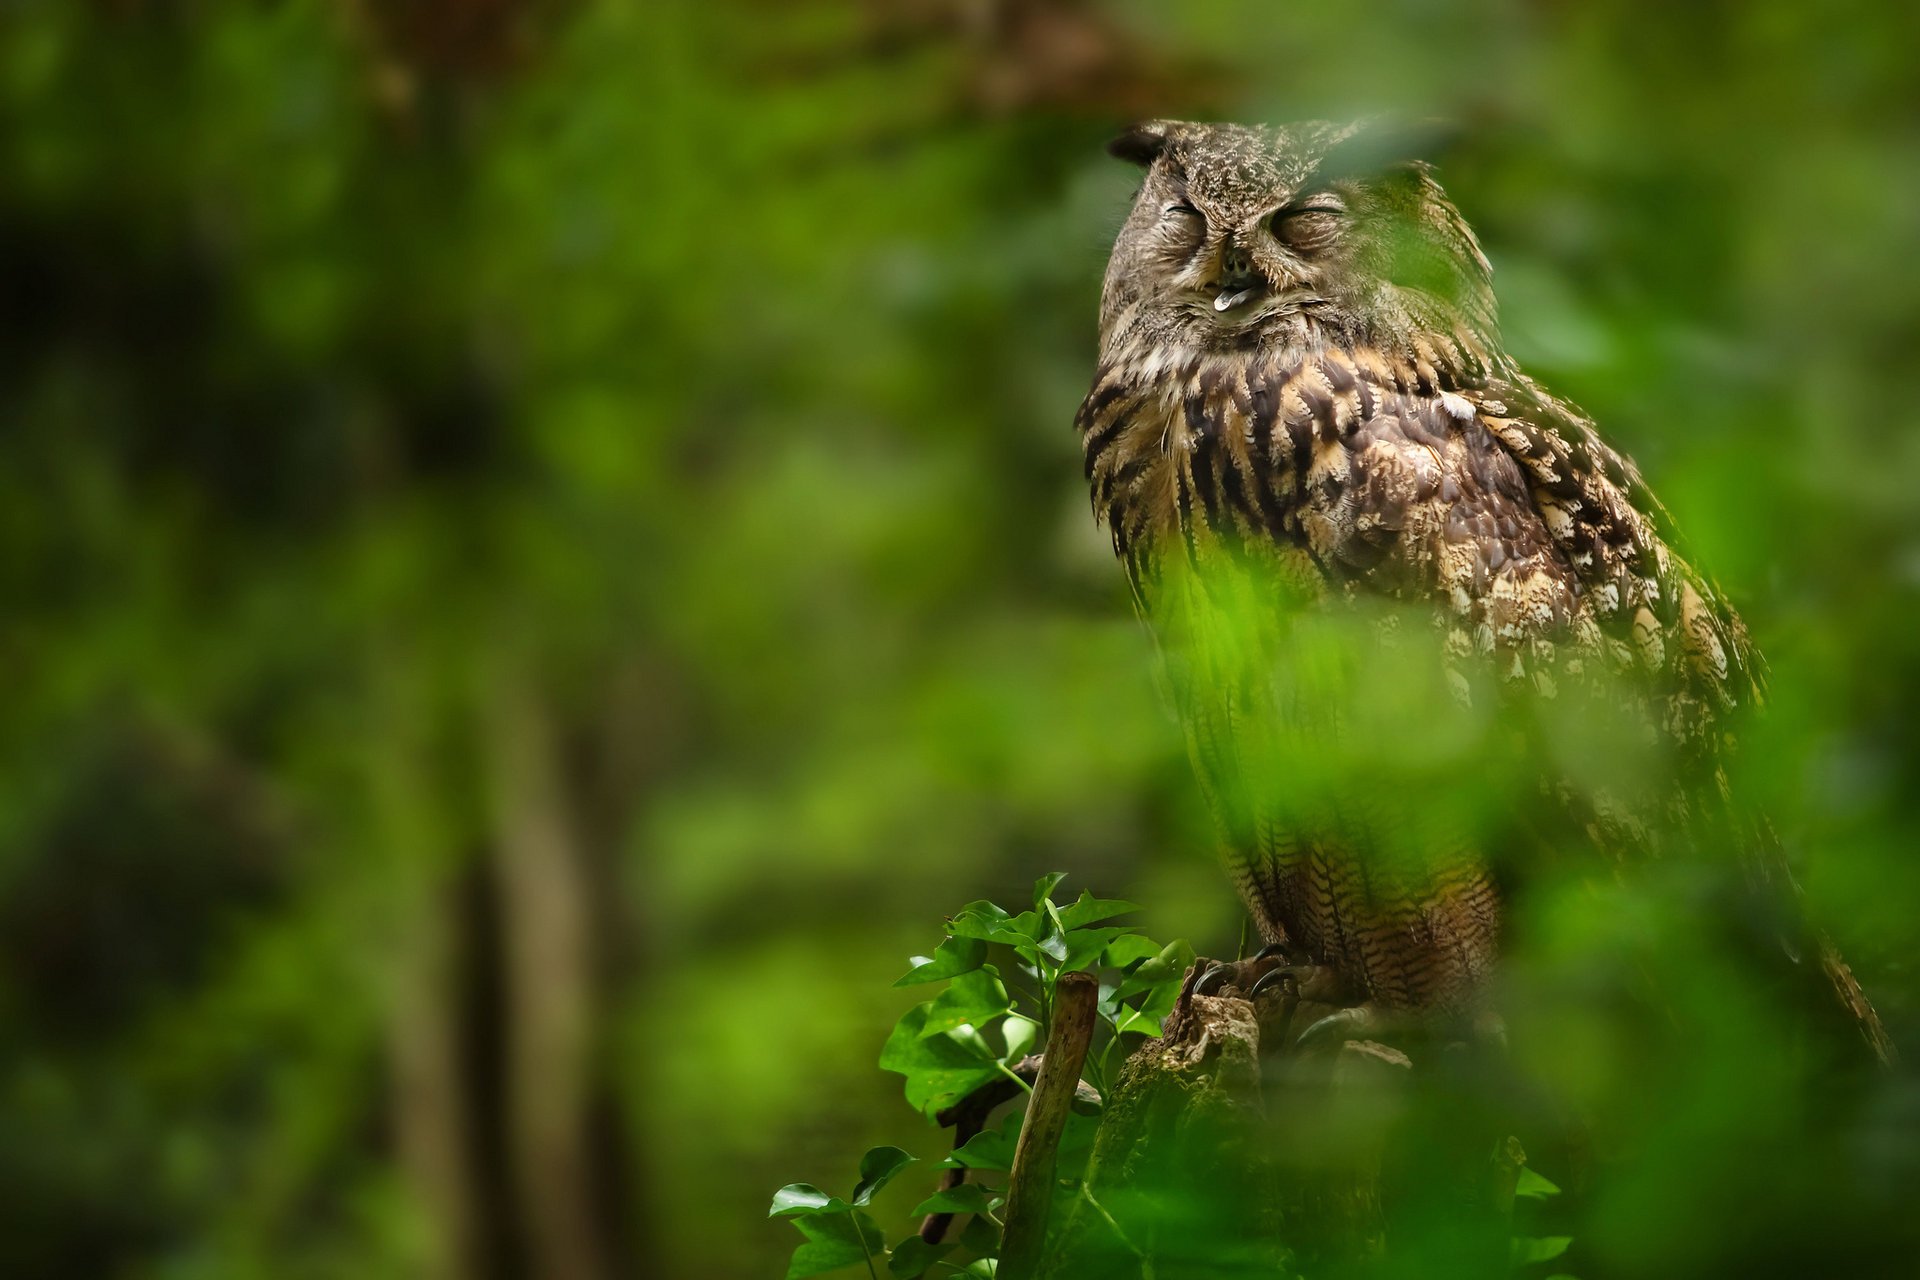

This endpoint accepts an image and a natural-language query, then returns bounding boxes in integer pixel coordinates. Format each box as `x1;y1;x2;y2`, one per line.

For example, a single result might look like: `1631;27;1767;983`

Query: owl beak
1213;283;1259;312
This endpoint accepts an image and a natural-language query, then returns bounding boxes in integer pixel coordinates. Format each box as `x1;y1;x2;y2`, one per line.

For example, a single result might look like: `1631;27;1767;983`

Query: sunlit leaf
1060;926;1128;973
1102;935;1164;969
1001;1014;1038;1061
880;1002;1002;1117
771;1184;855;1218
919;969;1012;1040
895;937;988;987
1055;890;1142;930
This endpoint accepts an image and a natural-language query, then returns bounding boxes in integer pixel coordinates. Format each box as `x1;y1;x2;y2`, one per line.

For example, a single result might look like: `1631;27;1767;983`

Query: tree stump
1033;987;1512;1279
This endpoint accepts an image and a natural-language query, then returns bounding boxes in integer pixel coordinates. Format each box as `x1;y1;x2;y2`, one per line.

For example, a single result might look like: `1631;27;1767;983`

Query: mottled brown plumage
1078;119;1887;1056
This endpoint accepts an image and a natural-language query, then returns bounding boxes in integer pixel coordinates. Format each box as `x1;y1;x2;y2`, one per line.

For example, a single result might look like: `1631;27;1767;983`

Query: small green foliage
895;938;988;988
784;1211;886;1280
910;1184;999;1218
918;970;1013;1041
884;1237;952;1279
941;1113;1021;1172
878;1004;1004;1118
771;1185;859;1218
958;1214;1002;1257
776;876;1581;1276
1514;1167;1562;1201
1510;1235;1574;1265
776;875;1189;1278
852;1147;917;1207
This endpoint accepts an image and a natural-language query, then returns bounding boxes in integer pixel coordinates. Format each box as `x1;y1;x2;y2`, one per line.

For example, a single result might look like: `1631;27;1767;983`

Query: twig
917;1108;988;1245
998;971;1098;1280
919;1054;1101;1245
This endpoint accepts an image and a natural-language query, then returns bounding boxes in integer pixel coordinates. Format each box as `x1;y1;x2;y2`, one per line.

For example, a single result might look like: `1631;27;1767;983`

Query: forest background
5;1;1919;1276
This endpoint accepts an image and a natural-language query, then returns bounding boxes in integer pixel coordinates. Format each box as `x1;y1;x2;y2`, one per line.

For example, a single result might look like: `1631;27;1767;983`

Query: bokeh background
6;1;1920;1277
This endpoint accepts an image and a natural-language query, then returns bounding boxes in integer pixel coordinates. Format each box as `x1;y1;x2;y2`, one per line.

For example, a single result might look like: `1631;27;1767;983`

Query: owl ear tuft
1107;122;1171;167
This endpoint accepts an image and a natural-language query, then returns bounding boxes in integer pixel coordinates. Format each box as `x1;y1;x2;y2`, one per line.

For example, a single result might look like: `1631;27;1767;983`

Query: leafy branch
767;874;1193;1279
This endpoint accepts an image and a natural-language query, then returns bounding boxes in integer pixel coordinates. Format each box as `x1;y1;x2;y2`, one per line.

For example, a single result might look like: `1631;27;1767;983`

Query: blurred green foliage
4;1;1920;1277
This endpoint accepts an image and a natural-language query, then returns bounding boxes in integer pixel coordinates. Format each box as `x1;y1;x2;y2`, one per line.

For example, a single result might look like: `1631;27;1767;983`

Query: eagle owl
1077;119;1888;1057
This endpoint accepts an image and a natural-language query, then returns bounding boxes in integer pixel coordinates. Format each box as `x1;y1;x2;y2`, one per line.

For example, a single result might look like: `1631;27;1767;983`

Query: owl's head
1098;119;1498;366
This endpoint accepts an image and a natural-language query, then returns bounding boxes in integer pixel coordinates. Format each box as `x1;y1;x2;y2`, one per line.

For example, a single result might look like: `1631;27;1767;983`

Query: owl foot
1178;951;1345;1049
1192;948;1339;1003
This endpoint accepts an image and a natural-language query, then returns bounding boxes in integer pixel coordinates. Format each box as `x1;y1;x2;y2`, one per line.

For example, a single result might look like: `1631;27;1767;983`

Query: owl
1077;119;1889;1059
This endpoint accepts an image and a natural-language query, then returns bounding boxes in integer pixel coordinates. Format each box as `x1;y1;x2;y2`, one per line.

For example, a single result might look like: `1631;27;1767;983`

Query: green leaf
771;1184;855;1218
852;1146;917;1206
887;1237;953;1279
1055;890;1142;930
1114;940;1195;1002
880;1002;1002;1117
1000;1014;1037;1061
919;969;1012;1040
1108;940;1196;1037
895;937;988;987
1101;935;1164;969
1060;926;1128;973
911;1182;998;1217
941;1112;1021;1171
1027;910;1068;965
959;1213;1002;1257
964;1260;998;1277
785;1210;886;1279
1510;1235;1574;1266
1031;872;1067;909
1514;1167;1562;1200
946;901;1015;941
960;905;1053;958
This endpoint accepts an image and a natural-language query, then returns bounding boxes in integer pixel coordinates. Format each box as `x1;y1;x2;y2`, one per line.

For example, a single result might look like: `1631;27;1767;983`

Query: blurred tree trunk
485;661;612;1280
390;878;485;1280
375;656;487;1280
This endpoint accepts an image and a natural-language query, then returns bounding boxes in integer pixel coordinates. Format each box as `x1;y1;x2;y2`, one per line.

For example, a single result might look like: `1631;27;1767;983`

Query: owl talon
1250;940;1290;964
1246;966;1292;1002
1194;961;1235;996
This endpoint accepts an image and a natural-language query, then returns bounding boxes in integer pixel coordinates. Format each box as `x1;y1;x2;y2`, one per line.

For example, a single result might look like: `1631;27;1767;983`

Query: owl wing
1235;349;1758;755
1221;346;1885;1057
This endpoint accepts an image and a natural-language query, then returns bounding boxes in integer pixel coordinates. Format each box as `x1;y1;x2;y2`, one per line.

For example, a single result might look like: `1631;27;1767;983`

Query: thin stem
852;1210;881;1280
1079;1186;1146;1260
992;1059;1035;1095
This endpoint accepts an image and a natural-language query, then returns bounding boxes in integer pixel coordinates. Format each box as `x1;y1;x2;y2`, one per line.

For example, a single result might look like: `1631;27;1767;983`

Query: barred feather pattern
1078;331;1889;1054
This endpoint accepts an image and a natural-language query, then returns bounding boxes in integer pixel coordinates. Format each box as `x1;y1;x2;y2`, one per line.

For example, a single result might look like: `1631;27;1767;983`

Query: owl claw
1246;965;1295;1001
1195;961;1235;996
